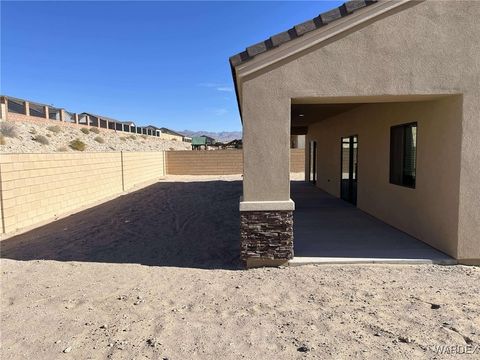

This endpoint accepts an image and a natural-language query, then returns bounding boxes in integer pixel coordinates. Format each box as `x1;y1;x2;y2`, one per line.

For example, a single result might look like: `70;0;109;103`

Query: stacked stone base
240;210;294;268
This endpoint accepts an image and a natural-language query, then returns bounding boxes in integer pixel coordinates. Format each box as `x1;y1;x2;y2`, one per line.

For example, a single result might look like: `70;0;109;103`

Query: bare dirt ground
1;176;479;359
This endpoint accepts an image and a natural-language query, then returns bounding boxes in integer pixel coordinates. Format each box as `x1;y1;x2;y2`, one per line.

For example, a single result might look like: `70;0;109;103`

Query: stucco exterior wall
238;0;480;262
307;97;462;258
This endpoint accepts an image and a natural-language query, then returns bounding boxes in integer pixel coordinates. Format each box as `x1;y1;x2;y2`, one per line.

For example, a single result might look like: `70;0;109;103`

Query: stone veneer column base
240;210;294;268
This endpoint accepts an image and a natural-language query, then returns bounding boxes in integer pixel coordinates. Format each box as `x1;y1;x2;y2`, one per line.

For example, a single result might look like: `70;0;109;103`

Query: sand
1;176;479;359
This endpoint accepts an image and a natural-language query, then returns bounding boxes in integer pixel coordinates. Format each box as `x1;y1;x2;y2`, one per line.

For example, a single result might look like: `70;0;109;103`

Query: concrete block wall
166;150;244;175
166;149;305;175
0;151;165;235
290;149;305;173
122;152;165;190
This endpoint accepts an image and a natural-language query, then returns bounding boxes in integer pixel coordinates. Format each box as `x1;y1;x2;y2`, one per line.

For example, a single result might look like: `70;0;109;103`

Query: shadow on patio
292;181;454;263
1;181;243;269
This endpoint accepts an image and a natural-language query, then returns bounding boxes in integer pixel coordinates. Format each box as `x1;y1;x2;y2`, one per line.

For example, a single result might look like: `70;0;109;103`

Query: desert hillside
0;120;190;153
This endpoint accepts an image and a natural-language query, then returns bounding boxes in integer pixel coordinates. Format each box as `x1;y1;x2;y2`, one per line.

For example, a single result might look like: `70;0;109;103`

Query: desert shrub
47;125;61;133
90;127;100;134
0;122;18;138
94;136;104;143
0;134;5;145
57;146;68;152
120;136;127;141
70;139;86;151
141;134;148;139
129;135;136;140
80;128;90;134
33;135;49;145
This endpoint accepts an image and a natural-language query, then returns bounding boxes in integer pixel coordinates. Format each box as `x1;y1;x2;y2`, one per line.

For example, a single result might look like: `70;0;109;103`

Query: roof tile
319;7;343;24
246;41;268;57
294;19;317;36
345;0;368;13
230;0;377;67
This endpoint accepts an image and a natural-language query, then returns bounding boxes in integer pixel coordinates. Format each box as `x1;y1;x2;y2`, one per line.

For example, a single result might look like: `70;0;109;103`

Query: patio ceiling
291;103;362;130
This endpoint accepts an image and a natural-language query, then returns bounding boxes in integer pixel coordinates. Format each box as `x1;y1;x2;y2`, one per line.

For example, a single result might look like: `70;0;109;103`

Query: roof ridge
229;0;378;67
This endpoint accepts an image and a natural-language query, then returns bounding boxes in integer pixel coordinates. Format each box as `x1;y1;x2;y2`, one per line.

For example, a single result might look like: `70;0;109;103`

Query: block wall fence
0;152;165;235
165;148;305;175
0;149;304;235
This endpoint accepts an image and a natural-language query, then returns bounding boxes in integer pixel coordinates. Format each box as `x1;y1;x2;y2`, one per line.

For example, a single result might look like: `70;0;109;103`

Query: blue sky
1;1;342;131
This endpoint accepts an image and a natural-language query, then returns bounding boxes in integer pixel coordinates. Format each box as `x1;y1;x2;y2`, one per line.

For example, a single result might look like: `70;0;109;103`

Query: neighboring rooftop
229;0;377;67
80;112;135;126
160;127;186;137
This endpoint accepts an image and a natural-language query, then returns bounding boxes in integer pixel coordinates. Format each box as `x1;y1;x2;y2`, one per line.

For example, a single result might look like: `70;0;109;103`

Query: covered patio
290;181;455;265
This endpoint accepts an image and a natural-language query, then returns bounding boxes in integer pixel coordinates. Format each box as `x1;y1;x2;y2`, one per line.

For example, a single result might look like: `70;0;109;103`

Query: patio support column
240;88;294;268
44;106;49;119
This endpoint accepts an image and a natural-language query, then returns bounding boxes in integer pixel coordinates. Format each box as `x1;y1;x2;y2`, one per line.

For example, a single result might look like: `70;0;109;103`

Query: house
191;135;216;150
191;136;207;150
201;135;216;145
230;0;480;267
79;112;137;133
225;139;243;149
160;127;185;142
145;125;162;137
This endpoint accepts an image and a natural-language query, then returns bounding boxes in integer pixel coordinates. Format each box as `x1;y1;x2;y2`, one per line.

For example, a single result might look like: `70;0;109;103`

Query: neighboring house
225;139;243;149
145;125;162;137
0;96;159;137
160;127;185;142
191;136;207;150
79;112;137;133
191;135;216;150
230;0;480;267
200;135;216;145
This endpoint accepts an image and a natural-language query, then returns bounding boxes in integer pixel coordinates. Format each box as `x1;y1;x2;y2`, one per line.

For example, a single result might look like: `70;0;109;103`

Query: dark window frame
389;122;417;189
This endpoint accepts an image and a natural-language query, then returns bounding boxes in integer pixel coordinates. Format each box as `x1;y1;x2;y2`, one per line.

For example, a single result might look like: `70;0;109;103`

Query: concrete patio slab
290;181;456;265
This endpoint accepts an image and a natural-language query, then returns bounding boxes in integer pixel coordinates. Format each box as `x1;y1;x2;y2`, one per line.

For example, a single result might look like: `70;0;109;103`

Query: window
390;122;417;188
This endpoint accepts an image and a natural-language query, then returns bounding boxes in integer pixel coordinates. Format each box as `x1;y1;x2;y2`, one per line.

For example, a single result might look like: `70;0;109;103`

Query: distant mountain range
178;130;242;143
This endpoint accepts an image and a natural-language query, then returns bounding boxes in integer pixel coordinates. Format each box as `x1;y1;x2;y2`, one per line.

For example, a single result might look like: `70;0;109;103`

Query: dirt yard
1;176;479;359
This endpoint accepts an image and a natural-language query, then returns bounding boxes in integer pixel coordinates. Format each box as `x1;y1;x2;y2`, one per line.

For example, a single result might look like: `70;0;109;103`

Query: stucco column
74;113;79;124
59;109;66;122
24;101;30;116
44;106;49;119
0;101;7;120
240;88;294;268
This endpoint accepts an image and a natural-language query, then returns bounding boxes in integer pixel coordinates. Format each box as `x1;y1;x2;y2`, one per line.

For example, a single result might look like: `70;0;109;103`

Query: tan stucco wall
0;152;165;235
238;0;480;261
307;98;462;258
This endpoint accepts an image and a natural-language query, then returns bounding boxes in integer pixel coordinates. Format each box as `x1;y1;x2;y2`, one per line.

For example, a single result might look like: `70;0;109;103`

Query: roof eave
230;0;419;117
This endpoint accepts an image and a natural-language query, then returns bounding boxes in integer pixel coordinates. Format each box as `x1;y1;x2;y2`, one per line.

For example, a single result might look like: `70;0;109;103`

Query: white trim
240;198;295;211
